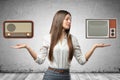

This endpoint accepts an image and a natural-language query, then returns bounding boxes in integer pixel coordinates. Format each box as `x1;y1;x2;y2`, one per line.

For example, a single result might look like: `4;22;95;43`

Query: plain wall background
0;0;120;72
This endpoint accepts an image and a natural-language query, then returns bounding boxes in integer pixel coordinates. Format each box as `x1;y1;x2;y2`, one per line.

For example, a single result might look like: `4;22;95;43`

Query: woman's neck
62;29;67;37
59;29;67;42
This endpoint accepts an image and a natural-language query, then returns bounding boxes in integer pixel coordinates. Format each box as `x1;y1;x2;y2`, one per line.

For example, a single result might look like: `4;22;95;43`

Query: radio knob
26;33;30;36
111;33;114;36
111;29;114;32
7;33;11;36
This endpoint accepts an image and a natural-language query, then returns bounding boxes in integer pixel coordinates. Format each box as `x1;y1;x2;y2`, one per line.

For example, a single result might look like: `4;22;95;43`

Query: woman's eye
66;19;68;21
66;18;70;21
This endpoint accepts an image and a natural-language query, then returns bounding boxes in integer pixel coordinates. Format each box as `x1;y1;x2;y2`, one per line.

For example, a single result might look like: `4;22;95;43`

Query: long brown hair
49;10;74;62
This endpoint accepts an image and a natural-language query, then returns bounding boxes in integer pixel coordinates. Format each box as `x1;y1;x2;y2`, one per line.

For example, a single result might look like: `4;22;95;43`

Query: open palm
95;43;111;48
11;44;27;49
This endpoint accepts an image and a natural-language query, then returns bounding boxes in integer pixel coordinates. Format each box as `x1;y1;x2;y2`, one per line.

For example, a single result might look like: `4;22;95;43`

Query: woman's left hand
94;43;111;48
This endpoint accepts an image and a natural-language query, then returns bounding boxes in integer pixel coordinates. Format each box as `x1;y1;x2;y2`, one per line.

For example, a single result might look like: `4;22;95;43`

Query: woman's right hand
11;44;28;49
11;44;37;60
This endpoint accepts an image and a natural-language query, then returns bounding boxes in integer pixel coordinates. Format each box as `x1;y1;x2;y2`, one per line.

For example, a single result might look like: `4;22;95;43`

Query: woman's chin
65;27;70;30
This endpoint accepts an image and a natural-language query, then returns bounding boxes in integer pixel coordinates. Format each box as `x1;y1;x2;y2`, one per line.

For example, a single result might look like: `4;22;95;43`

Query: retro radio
86;19;116;39
3;20;33;38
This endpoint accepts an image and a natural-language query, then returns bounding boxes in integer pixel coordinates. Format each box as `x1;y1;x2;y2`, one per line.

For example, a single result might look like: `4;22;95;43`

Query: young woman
12;10;111;80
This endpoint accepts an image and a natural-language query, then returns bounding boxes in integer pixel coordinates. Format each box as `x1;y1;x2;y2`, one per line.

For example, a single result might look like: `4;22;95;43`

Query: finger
16;44;21;46
10;46;21;49
103;44;111;47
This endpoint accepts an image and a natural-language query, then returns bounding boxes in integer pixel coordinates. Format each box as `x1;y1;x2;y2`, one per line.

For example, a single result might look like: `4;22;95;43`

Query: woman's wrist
93;44;97;49
25;44;29;49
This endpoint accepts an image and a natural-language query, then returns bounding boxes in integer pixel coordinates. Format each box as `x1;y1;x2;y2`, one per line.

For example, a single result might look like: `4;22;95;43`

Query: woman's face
62;14;71;30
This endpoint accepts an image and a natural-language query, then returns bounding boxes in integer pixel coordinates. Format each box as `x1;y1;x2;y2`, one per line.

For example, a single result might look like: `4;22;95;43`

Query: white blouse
35;34;86;69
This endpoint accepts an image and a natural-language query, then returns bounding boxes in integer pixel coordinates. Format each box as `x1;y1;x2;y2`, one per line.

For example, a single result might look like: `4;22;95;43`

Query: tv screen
86;19;109;39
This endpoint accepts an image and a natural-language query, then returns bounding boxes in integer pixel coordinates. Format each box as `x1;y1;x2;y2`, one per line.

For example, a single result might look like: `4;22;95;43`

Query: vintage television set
3;20;33;38
86;19;116;39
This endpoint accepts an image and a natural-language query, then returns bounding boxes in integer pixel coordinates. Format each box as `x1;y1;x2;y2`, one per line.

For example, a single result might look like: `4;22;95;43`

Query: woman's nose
68;19;71;23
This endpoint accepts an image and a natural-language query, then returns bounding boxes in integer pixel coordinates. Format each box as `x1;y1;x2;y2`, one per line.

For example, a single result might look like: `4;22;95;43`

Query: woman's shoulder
70;34;80;46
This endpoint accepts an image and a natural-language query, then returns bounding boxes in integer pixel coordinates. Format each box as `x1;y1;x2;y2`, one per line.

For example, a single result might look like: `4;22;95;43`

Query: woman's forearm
85;45;97;61
25;45;37;60
85;43;111;61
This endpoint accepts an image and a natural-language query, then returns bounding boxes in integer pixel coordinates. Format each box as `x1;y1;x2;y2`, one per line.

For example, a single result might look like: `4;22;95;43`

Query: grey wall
0;0;120;72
